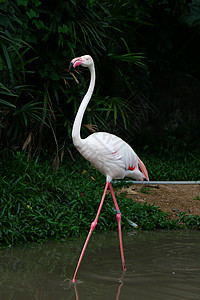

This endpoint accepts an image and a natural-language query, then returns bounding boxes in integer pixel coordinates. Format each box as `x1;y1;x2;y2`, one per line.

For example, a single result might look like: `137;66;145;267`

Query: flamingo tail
137;156;149;181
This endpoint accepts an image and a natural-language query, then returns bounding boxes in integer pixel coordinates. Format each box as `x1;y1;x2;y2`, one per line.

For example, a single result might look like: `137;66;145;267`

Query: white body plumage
76;132;146;182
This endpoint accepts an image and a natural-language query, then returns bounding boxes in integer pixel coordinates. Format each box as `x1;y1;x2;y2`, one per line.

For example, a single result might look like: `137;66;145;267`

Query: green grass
143;154;200;181
0;150;200;248
139;187;154;194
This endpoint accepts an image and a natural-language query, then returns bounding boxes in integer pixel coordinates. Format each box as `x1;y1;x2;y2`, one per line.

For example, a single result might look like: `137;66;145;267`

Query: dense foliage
1;0;200;248
1;0;199;159
1;150;200;248
0;0;149;157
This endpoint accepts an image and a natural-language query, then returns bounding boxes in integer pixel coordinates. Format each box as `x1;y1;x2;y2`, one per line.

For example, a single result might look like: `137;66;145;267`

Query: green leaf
0;99;16;108
26;9;39;20
108;53;147;69
32;19;45;29
58;24;69;34
1;43;14;83
50;72;59;81
17;0;28;6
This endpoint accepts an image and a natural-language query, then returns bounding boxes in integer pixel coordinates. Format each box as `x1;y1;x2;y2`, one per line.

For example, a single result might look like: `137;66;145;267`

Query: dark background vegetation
1;0;200;158
1;0;200;246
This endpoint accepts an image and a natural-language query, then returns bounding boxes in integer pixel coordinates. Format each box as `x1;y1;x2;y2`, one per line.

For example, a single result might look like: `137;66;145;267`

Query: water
0;230;200;299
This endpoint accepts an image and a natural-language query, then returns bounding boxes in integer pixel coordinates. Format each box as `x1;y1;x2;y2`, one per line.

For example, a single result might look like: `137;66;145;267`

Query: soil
118;184;200;219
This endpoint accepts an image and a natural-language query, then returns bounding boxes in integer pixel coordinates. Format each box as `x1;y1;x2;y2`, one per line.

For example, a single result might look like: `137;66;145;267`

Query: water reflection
0;230;200;299
73;269;126;300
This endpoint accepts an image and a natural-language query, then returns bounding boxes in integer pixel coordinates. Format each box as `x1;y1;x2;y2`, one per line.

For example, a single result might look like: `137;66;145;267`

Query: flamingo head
69;55;93;72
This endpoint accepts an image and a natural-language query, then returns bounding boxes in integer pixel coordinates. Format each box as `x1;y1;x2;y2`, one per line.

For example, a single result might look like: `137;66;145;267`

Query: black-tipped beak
69;62;74;72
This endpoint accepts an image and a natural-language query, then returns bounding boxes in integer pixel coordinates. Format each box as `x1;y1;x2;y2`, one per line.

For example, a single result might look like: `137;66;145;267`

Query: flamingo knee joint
91;220;97;230
116;212;121;221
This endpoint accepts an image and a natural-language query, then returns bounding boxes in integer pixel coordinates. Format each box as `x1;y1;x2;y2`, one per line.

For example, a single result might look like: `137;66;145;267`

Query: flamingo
69;55;149;283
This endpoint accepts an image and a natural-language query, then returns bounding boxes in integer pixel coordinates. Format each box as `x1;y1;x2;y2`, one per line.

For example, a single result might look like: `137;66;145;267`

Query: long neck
72;64;95;147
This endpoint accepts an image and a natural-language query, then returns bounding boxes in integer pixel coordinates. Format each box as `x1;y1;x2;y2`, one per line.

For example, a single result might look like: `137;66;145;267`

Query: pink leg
109;183;126;271
72;181;109;283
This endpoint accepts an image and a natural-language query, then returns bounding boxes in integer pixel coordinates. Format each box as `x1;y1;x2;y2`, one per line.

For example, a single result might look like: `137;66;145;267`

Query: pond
0;230;200;299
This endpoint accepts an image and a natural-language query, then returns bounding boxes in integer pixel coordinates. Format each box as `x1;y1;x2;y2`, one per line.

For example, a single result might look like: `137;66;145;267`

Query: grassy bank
0;150;200;248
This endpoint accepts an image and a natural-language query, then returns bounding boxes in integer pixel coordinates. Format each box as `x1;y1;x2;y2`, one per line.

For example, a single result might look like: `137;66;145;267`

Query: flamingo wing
78;132;148;181
79;133;125;179
90;132;149;181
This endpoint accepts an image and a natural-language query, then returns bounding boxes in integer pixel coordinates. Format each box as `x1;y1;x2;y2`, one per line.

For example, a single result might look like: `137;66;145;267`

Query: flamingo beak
69;62;74;72
69;57;83;72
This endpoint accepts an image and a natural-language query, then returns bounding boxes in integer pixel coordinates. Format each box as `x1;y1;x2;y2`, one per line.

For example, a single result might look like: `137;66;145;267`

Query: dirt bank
118;184;200;219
